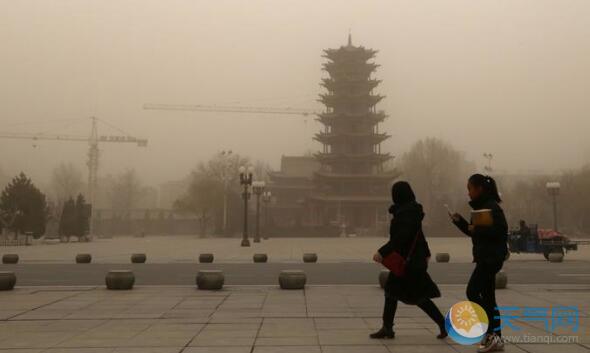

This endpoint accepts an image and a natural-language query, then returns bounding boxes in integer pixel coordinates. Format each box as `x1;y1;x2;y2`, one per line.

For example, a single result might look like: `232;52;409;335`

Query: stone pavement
0;284;587;352
11;236;590;264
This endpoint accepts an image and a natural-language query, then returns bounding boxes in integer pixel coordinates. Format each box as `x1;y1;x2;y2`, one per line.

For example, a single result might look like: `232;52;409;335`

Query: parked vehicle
508;221;589;260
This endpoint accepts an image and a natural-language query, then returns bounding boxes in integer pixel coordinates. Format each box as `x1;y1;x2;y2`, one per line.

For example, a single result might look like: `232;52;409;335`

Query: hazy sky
1;0;589;187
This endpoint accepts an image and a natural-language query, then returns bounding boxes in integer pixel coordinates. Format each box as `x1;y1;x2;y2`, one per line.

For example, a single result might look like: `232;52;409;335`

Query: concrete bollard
379;270;389;289
495;270;508;289
105;270;135;290
0;272;16;291
435;253;450;263
548;252;564;263
75;254;92;264
302;253;318;263
199;253;214;263
253;253;268;263
2;254;19;264
130;253;146;263
196;270;224;290
279;270;307;289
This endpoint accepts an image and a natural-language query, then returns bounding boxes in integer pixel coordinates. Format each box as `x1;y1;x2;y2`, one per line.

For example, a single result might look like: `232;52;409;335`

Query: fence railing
0;238;30;247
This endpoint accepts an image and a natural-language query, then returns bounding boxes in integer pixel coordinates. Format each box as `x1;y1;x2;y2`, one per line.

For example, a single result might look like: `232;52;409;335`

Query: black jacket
453;196;508;263
378;201;440;304
378;201;431;270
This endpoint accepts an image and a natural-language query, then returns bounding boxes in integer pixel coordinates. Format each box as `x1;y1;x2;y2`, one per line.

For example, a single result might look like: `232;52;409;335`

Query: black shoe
370;327;395;339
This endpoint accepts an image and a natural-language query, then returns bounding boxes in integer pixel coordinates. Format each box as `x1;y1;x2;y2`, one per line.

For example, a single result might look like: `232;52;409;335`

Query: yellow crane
0;116;148;235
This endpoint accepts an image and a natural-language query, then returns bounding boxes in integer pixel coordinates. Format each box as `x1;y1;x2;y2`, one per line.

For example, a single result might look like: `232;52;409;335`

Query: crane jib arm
143;103;316;117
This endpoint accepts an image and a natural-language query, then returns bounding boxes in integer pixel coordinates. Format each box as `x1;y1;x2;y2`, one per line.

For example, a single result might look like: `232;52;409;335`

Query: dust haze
1;1;589;205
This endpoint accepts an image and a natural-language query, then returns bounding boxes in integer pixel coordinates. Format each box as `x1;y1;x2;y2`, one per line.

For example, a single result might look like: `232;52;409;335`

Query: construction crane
0;116;148;235
143;103;318;117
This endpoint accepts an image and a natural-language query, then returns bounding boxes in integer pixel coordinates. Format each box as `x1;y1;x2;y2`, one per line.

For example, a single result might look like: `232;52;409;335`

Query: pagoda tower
307;35;398;233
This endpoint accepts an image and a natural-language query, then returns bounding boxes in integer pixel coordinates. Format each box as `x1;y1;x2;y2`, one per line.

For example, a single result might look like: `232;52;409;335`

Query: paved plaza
13;236;590;264
1;237;589;352
0;284;588;353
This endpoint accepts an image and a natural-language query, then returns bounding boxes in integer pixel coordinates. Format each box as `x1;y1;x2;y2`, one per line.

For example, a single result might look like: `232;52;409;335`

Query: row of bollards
3;252;567;264
106;269;307;291
0;269;308;292
0;253;319;264
77;252;318;264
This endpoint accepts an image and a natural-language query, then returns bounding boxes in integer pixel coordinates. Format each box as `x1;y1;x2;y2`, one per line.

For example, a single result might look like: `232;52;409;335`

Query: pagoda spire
347;31;352;46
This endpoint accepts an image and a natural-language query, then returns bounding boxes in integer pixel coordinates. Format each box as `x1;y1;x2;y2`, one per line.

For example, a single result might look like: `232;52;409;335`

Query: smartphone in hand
445;204;460;222
444;204;453;216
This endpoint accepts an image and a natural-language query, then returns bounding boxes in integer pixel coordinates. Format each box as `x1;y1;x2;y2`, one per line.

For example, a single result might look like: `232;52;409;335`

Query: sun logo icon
445;301;489;345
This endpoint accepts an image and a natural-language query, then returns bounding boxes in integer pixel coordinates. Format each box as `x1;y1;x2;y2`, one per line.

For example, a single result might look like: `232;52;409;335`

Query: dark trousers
382;297;445;330
466;261;503;336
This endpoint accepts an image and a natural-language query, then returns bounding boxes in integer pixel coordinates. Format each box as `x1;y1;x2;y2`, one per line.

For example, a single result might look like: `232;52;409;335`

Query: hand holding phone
445;204;461;222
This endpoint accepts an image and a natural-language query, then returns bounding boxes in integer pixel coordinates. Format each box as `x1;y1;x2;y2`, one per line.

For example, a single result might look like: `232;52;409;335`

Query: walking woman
451;174;508;353
371;181;447;340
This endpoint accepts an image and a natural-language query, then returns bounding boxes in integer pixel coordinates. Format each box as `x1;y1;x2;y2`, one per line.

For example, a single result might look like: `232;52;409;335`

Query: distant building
267;156;320;228
269;36;398;236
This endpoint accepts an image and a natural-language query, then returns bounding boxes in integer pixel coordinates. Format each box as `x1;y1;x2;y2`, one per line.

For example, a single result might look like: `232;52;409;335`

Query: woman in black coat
371;181;447;340
451;174;508;352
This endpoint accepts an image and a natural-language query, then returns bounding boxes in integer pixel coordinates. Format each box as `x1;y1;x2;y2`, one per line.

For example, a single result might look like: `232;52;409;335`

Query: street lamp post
239;166;254;247
219;150;233;235
252;181;266;243
262;191;272;240
546;182;560;231
483;153;493;172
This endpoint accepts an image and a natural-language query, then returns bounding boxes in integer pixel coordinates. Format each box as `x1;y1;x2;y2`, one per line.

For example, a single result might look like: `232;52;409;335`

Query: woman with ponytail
450;174;508;353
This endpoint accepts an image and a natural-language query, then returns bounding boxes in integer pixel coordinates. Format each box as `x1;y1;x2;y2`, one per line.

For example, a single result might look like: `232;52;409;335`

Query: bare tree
175;152;253;236
174;175;224;236
197;151;250;187
51;163;84;204
108;169;144;212
400;138;476;227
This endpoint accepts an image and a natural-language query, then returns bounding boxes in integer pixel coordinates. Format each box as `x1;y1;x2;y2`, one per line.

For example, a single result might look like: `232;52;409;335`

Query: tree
174;176;224;236
501;177;549;228
196;151;250;186
399;138;476;228
51;163;83;204
0;172;48;239
108;169;144;212
74;194;91;240
58;197;76;241
196;152;251;234
560;167;590;233
59;194;92;241
175;152;265;236
0;167;9;192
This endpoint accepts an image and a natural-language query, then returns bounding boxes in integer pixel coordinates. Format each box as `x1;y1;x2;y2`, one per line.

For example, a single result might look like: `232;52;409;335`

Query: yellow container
471;209;493;226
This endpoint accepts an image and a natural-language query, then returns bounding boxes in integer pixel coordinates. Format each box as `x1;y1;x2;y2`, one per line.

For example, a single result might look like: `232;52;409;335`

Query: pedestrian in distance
371;181;447;340
450;174;508;353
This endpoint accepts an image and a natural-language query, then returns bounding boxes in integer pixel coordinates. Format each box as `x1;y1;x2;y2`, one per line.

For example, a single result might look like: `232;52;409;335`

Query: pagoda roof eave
314;170;399;180
268;172;313;180
267;184;314;190
313;133;390;144
314;152;392;163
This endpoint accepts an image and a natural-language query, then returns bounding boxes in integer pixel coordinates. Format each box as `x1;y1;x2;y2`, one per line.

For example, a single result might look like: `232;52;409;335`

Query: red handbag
381;230;421;277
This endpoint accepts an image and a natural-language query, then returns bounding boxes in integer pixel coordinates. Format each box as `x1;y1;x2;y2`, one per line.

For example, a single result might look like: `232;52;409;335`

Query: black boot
436;326;449;340
370;327;395;339
437;323;448;339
